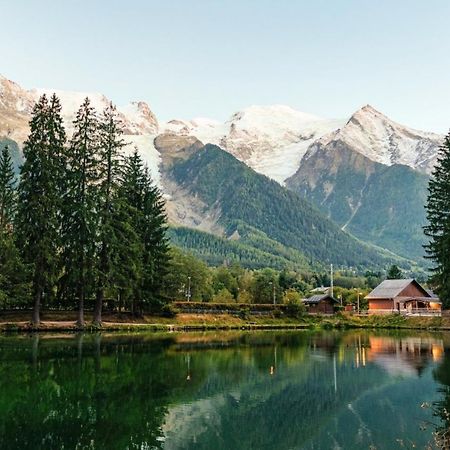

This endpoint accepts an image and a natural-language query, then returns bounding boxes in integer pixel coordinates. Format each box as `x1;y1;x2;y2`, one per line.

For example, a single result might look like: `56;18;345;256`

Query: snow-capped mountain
0;73;446;261
163;105;344;183
304;104;442;175
0;74;162;187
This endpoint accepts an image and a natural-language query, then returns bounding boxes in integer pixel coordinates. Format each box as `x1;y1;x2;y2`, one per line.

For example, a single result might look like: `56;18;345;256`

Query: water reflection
0;330;448;449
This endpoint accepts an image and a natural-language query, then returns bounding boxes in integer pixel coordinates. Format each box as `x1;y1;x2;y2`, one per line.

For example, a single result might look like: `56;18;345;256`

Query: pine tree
424;132;450;307
61;98;100;327
0;145;16;232
16;94;66;325
93;103;126;325
121;149;170;312
386;264;402;280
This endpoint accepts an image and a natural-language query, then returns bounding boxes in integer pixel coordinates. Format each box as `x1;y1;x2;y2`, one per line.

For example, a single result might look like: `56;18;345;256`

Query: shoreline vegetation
1;310;450;333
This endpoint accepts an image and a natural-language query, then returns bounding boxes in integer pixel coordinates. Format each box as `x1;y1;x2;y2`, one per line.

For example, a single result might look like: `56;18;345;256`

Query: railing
401;308;442;317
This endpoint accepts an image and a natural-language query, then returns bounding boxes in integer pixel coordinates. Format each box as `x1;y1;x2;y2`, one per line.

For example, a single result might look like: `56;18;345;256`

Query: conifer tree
121;149;170;311
16;94;66;325
386;264;402;280
0;145;16;232
424;132;450;307
61;98;99;327
93;103;126;325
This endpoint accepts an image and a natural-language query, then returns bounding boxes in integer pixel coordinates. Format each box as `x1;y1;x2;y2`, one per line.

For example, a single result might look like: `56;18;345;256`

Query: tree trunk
77;283;85;328
32;287;41;327
93;288;103;326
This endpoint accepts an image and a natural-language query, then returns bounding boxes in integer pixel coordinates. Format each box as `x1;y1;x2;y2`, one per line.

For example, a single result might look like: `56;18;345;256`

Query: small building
303;294;338;314
366;279;442;316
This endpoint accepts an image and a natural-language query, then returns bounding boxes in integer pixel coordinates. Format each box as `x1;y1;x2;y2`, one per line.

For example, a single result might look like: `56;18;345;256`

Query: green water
0;330;449;449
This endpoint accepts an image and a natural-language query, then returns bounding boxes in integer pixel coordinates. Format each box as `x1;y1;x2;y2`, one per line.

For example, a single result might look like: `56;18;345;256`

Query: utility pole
357;291;362;314
187;276;191;302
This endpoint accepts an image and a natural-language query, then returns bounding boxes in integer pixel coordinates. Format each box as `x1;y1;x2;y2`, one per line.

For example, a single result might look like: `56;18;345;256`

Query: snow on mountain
163;105;344;183
33;88;159;135
306;105;442;174
0;75;162;187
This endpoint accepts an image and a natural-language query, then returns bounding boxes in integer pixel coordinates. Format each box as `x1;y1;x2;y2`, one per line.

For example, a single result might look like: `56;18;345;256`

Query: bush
160;303;180;318
239;307;250;320
283;290;306;318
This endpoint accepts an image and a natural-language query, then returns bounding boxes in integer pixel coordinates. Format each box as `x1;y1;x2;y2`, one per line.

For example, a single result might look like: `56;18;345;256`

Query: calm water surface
0;330;449;449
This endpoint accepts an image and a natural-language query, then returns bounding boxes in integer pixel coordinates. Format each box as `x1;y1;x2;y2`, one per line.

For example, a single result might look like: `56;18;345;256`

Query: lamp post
269;281;276;305
187;276;191;302
357;292;362;314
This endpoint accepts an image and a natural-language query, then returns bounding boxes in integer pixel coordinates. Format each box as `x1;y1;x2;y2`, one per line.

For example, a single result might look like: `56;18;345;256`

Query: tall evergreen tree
16;94;66;325
0;145;16;232
93;103;126;325
61;98;100;327
424;132;450;307
121;149;170;311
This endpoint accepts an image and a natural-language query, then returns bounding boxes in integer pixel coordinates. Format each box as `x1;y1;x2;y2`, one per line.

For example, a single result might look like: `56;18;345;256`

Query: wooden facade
366;279;442;315
303;294;337;314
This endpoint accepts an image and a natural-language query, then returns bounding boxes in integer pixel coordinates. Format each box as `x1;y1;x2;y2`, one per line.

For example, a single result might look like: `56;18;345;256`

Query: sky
1;0;450;132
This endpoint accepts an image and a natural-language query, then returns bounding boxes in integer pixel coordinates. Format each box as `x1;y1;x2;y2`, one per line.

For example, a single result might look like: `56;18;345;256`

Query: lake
0;330;449;449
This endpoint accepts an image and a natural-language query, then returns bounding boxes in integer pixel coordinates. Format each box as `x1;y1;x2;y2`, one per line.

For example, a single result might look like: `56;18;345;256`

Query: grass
0;310;449;332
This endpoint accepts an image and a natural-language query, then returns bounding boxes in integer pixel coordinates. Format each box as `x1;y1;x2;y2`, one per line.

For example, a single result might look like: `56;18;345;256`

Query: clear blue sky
2;0;450;132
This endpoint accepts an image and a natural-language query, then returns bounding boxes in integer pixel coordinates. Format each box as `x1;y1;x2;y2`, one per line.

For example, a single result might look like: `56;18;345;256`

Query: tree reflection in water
0;330;449;449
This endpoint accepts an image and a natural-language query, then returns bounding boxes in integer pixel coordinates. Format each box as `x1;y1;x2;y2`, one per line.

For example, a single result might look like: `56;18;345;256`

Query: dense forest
0;95;170;326
170;144;409;269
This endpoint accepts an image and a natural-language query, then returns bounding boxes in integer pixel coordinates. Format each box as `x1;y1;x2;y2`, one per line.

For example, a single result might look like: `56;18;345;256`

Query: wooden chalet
303;294;338;314
366;279;442;316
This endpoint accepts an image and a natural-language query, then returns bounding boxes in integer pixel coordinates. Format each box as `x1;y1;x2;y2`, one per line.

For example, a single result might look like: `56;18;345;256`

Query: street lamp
187;276;191;302
357;292;362;314
269;281;276;305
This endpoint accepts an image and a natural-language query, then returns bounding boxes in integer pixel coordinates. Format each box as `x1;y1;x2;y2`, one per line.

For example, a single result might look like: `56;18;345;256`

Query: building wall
368;299;394;310
398;283;429;298
309;300;335;314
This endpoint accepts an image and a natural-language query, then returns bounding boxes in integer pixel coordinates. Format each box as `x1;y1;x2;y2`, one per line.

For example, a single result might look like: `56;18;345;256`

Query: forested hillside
170;144;407;269
286;144;429;260
168;225;311;270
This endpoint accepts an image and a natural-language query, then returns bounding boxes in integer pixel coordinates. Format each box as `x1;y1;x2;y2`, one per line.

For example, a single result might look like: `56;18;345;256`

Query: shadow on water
0;329;449;449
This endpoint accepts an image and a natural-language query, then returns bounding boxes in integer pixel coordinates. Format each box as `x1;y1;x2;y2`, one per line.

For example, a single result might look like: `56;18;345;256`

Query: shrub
160;303;180;318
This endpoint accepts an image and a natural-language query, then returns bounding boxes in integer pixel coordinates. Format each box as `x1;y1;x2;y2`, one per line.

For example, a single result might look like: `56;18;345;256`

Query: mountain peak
318;104;442;173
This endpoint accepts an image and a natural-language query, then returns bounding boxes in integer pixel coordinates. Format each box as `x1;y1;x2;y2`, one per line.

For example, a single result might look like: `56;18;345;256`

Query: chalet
366;279;442;316
303;294;338;314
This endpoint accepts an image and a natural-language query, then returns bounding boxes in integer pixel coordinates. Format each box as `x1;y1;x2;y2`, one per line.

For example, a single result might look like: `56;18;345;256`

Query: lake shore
1;310;450;332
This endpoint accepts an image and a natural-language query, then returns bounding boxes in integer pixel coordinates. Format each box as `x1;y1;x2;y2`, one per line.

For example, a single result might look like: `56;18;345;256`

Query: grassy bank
0;310;449;332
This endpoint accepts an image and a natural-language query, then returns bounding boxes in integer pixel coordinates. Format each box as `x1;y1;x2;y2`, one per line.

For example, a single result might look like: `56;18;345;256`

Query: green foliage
15;94;66;324
387;264;403;279
119;149;170;310
288;150;430;261
0;144;16;232
171;144;403;270
283;289;306;318
60;98;100;324
424;132;450;307
0;138;22;176
0;232;30;307
4;95;171;322
162;247;213;302
167;225;310;271
213;288;234;303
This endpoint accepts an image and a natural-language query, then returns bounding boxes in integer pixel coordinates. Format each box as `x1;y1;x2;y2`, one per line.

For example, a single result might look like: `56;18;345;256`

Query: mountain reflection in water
0;330;448;450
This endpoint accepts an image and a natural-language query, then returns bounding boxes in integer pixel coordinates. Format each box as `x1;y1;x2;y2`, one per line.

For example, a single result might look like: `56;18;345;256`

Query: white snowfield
307;105;442;174
163;105;345;183
0;74;444;190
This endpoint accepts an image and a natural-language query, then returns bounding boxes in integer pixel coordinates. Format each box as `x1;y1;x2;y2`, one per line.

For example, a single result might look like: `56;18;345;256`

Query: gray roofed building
303;294;338;304
366;278;441;316
365;279;418;299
